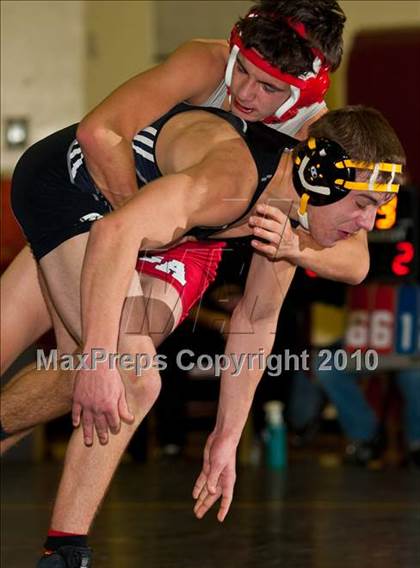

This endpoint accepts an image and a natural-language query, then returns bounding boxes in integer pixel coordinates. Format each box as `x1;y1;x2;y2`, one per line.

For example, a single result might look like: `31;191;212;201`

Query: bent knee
118;335;162;404
122;365;162;412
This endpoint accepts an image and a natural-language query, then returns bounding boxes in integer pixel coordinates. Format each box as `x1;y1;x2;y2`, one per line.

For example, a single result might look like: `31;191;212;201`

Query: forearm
213;256;296;443
213;311;278;445
292;229;369;284
80;170;201;354
75;41;225;208
81;219;141;353
77;125;139;208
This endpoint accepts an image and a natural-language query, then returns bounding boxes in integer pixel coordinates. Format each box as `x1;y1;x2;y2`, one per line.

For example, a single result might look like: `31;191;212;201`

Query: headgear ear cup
292;64;330;109
293;138;353;207
292;137;402;230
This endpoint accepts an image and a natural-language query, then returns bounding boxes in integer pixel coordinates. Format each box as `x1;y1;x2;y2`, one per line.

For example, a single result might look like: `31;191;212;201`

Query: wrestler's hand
192;431;237;522
72;367;134;446
249;204;299;261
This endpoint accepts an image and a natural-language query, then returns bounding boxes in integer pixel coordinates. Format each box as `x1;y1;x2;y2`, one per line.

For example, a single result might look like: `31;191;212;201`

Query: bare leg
44;270;181;532
0;266;181;451
0;272;77;453
2;232;184;534
1;289;76;432
0;366;73;443
1;363;36;453
0;429;32;454
1;246;52;374
50;334;162;532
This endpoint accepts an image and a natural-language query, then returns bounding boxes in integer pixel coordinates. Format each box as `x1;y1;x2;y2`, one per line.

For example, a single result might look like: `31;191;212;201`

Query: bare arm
214;258;296;441
81;143;252;355
291;227;369;284
250;204;369;284
74;143;255;444
81;172;204;354
76;41;226;207
193;253;296;520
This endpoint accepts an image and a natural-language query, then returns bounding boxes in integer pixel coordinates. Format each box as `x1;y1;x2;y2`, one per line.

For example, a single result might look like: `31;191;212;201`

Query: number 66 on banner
345;284;420;355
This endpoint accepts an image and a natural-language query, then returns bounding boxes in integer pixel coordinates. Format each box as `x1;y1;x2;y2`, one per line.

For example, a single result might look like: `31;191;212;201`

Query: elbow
76;118;107;152
348;268;368;286
230;302;250;328
89;216;140;260
231;298;279;329
76;113;95;146
88;216;113;244
346;254;370;286
332;243;370;286
89;215;123;245
77;110;125;154
230;301;278;351
87;218;140;274
346;232;370;285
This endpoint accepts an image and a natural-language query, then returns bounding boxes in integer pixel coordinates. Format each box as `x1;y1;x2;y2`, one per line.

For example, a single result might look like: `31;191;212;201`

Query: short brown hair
304;106;406;185
236;0;345;75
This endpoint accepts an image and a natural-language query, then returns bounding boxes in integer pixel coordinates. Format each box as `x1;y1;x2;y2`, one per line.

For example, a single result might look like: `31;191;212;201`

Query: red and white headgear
225;11;331;124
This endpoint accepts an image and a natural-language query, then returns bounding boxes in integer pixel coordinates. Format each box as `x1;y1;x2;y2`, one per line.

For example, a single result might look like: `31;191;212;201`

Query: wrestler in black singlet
12;103;297;260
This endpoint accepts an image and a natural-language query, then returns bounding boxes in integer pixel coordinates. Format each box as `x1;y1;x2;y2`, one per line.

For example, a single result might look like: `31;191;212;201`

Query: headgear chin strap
225;13;330;123
293;137;402;230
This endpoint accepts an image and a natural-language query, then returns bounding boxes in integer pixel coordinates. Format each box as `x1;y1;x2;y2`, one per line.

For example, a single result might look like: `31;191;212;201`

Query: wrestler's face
230;54;292;121
307;190;394;247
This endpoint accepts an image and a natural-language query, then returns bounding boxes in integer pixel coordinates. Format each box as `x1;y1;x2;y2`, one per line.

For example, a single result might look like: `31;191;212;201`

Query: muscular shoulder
189;135;258;227
159;111;255;182
179;39;229;65
165;40;228;104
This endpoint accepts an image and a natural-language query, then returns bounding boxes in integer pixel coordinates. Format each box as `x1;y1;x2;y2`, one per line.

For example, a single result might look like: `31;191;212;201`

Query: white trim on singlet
132;126;157;163
133;145;155;162
270;101;327;136
200;80;228;108
142;126;157;136
67;140;84;183
69;146;82;160
136;168;148;185
133;134;154;148
68;126;159;184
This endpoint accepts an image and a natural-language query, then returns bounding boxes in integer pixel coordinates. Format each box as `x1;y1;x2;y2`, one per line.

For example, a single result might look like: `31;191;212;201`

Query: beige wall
85;0;156;109
0;0;155;172
156;0;250;59
2;0;419;173
1;0;85;173
329;1;420;107
1;0;84;171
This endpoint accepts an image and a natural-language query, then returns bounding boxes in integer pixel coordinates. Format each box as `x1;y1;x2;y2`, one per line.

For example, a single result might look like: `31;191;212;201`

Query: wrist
282;246;301;264
213;421;242;446
286;228;314;266
81;342;117;366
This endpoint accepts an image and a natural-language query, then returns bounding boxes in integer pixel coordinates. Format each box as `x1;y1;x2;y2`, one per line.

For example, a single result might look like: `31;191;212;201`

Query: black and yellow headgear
292;137;402;229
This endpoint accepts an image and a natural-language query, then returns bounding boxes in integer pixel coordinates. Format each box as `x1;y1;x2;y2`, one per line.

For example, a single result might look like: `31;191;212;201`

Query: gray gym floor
2;460;420;567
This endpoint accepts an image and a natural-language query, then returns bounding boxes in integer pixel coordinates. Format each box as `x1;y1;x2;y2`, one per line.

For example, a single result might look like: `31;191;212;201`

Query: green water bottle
264;401;287;469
